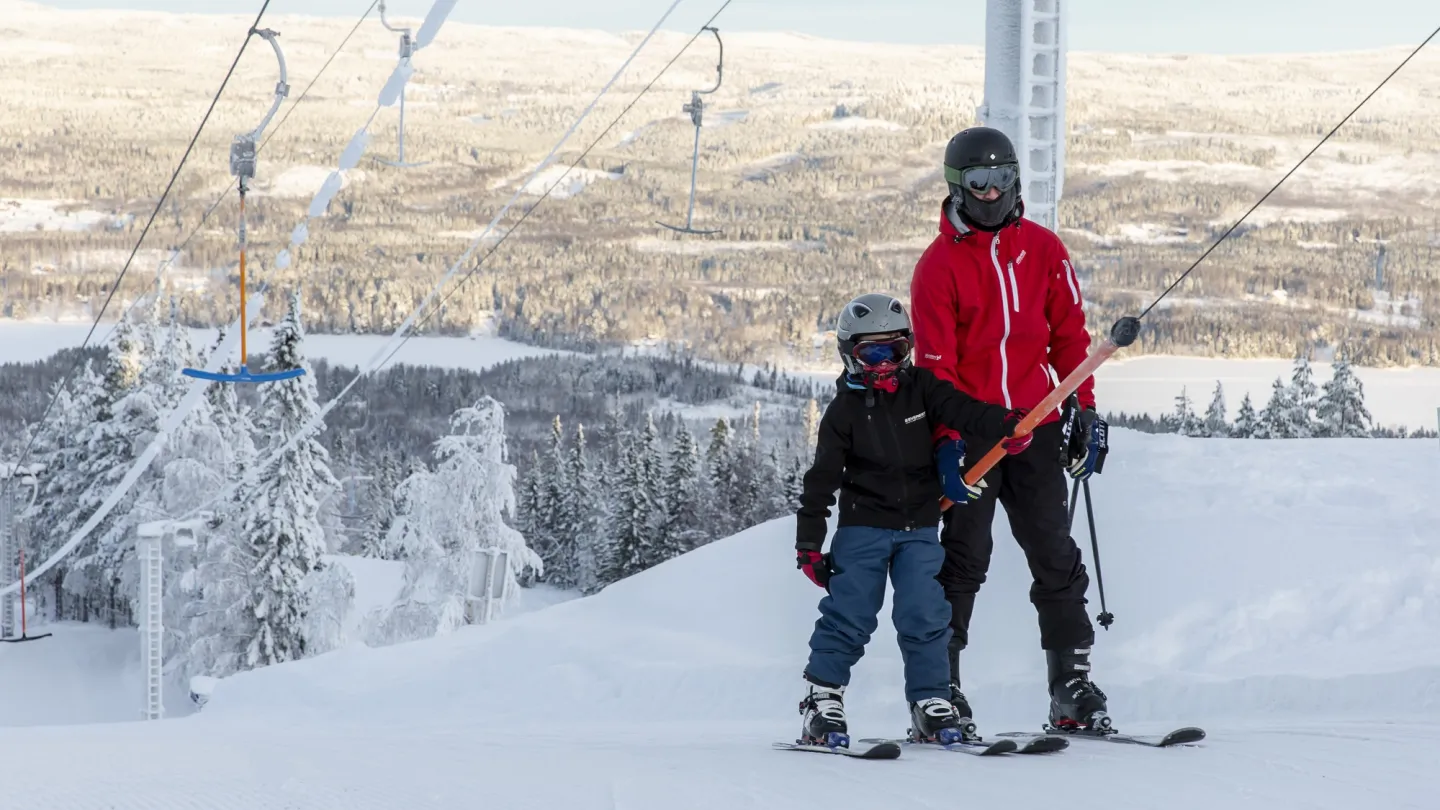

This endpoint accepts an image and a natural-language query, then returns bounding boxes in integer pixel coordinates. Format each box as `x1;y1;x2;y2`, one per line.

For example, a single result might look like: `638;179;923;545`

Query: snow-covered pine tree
1203;381;1229;437
236;293;339;667
659;423;706;557
705;417;739;536
358;450;404;558
802;398;821;453
781;452;807;511
1171;386;1204;437
1232;392;1259;438
28;362;102;620
536;416;571;584
1317;354;1372;437
1285;354;1320;438
564;423;605;595
70;315;162;626
1255;376;1297;439
604;416;663;585
375;397;540;643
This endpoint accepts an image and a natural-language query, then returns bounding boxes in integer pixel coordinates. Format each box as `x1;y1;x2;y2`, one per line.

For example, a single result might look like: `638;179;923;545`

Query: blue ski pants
804;525;952;703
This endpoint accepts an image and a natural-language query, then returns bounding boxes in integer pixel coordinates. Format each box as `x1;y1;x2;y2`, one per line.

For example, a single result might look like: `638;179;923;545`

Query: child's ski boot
908;697;966;745
798;676;849;748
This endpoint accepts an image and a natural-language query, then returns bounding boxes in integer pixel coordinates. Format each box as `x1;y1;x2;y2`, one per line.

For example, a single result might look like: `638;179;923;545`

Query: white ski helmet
835;293;913;378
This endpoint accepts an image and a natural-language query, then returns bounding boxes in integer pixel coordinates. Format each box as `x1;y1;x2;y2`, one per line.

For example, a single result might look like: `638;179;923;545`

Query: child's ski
772;739;902;759
857;736;1023;756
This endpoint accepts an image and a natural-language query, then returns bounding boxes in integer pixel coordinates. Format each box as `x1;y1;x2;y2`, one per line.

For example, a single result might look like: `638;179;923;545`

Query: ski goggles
945;163;1019;193
853;336;912;367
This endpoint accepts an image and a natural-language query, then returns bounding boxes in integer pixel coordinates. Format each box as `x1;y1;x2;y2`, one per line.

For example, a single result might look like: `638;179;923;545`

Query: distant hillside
2;5;1437;367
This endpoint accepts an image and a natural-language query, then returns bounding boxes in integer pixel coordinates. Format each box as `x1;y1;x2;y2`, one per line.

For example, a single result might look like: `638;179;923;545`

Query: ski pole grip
952;317;1142;494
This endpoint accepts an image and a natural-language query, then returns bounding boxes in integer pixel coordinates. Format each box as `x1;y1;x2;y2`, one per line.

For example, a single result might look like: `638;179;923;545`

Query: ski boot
798;675;849;748
908;697;966;745
946;641;981;740
1045;648;1113;734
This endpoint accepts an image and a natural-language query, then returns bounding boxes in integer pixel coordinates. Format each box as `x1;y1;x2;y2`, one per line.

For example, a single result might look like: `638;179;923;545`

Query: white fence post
1;481;15;640
467;547;511;625
136;517;204;720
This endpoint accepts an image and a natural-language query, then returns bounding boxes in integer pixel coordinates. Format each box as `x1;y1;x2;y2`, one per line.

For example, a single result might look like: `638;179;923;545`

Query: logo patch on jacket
904;412;926;424
924;353;942;361
1016;249;1027;265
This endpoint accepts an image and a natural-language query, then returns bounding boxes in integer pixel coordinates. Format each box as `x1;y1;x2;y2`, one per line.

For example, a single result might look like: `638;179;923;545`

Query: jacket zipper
878;400;914;530
988;232;1013;408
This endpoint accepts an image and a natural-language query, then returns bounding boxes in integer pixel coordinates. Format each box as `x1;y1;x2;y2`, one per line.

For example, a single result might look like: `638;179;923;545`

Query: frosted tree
604;416;664;584
802;398;821;452
1203;381;1229;438
705;417;739;536
659;424;706;557
1317;354;1372;437
1255;377;1294;439
1284;355;1320;438
236;293;340;667
781;452;807;511
537;416;571;582
563;424;605;595
28;363;102;619
358;450;404;558
1171;386;1204;437
375;397;540;644
1231;393;1259;439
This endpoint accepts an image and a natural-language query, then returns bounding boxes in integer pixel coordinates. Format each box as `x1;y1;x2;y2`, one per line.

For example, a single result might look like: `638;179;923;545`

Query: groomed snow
2;432;1435;808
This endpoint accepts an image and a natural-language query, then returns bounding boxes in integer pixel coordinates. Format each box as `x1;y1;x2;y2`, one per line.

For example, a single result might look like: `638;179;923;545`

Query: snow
807;116;907;131
3;432;1437;807
0;197;111;233
491;165;622;198
1115;222;1191;244
251;166;365;200
0;319;564;372
631;237;823;254
1093;354;1440;428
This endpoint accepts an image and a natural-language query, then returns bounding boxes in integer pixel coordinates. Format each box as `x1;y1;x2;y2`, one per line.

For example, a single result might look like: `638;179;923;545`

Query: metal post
137;523;164;720
137;517;203;720
980;0;1067;233
1;481;15;639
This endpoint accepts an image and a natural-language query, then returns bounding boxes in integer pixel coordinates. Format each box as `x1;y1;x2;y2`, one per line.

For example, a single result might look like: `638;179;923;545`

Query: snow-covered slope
3;431;1437;809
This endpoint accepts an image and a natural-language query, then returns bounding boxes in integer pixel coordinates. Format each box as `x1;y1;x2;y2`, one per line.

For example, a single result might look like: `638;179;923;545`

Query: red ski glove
1000;409;1032;455
797;550;832;589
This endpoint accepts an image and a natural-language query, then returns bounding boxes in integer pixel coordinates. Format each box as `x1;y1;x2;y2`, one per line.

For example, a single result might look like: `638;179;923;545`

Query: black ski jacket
796;367;1011;551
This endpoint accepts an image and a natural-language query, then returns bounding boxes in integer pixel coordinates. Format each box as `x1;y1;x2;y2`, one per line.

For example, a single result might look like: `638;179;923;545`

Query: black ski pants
939;419;1094;652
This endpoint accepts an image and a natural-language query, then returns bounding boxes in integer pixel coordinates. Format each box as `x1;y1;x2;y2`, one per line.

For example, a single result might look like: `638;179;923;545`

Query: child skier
794;293;1029;748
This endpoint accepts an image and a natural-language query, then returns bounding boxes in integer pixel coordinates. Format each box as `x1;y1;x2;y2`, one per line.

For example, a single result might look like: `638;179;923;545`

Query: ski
773;739;902;759
1000;726;1204;748
857;736;1027;756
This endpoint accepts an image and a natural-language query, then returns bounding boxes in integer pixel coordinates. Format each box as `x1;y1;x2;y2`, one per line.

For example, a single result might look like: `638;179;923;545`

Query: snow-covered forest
0;293;827;686
1108;353;1440;438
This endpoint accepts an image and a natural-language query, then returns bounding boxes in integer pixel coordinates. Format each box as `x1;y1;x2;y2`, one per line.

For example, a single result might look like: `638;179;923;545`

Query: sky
28;0;1440;54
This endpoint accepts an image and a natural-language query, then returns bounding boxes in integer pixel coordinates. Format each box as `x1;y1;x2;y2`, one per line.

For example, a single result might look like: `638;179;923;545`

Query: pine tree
537;416;571;584
237;293;339;667
802;398;821;453
1171;386;1204;437
1203;381;1229;438
659;424;706;557
359;450;404;558
377;397;540;643
1255;376;1297;439
1285;354;1320;438
1317;354;1372;437
706;417;738;536
605;416;663;584
1231;393;1259;439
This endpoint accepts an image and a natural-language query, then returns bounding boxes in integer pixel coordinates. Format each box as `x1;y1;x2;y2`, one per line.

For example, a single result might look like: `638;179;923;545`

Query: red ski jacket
909;202;1095;441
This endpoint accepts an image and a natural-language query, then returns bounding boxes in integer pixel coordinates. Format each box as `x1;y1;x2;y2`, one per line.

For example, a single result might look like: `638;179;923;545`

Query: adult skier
794;293;1028;748
908;126;1113;734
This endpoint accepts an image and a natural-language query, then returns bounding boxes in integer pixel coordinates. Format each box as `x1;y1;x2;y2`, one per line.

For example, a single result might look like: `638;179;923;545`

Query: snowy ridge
3;430;1437;808
201;431;1439;730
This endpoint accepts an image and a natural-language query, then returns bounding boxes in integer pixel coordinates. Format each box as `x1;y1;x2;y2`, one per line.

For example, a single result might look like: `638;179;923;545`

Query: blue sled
182;364;306;383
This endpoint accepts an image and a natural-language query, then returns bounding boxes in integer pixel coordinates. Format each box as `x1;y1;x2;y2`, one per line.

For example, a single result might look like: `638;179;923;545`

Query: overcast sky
31;1;1438;53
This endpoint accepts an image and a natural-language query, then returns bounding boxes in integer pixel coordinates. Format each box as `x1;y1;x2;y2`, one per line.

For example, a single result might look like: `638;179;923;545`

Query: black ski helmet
944;126;1022;230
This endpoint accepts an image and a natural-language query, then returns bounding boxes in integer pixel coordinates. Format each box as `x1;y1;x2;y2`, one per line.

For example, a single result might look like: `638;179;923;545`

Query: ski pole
1080;479;1115;629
